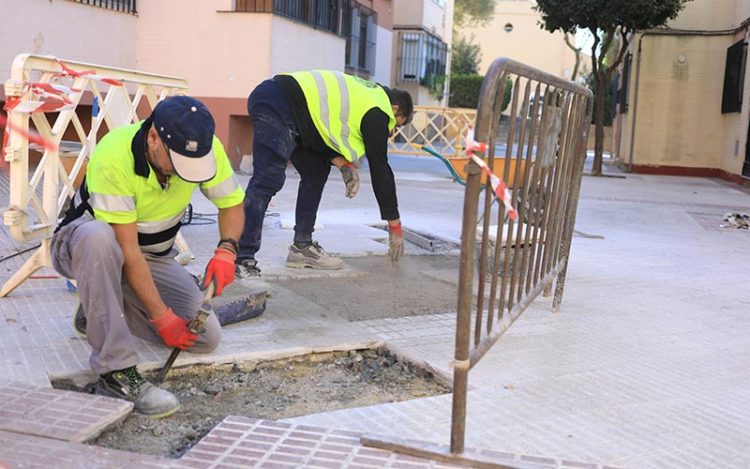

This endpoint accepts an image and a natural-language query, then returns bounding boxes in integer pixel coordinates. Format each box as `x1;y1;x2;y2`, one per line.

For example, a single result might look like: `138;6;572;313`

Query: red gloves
202;241;237;296
388;220;404;263
150;307;197;350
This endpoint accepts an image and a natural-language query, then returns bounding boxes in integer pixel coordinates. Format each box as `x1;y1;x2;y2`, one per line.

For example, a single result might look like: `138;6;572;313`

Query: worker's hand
340;162;359;199
387;220;404;263
202;243;237;296
150;307;197;350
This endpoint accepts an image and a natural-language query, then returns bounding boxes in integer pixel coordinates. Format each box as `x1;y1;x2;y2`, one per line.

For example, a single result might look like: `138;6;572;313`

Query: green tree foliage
450;75;512;113
449;74;484;109
454;0;495;28
451;34;482;75
534;0;691;175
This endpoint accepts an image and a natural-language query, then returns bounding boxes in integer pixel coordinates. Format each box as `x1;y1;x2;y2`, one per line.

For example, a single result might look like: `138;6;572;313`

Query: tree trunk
592;74;607;176
564;34;581;81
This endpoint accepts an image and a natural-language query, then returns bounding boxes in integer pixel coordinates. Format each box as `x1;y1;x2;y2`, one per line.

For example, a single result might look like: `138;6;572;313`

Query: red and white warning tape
465;128;518;221
0;114;58;151
1;58;123;154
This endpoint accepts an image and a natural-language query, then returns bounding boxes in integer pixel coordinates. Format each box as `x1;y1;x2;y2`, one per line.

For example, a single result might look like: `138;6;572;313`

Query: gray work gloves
387;220;404;263
340;162;359;199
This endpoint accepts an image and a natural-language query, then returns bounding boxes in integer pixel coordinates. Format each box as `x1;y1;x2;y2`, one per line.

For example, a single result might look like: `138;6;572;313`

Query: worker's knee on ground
189;315;221;353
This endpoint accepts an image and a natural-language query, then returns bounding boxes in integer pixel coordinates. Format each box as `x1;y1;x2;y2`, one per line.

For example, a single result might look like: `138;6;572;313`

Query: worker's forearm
330;156;348;169
217;203;244;242
121;246;167;319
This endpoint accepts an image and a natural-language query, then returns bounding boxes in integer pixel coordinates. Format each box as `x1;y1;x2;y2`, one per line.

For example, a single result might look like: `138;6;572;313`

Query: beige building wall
269;17;345;75
0;0;137;86
617;0;750;180
467;1;577;79
136;0;274;99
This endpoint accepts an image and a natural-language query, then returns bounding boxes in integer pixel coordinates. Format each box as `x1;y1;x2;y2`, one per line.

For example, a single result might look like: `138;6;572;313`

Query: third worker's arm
201;137;247;295
361;108;404;263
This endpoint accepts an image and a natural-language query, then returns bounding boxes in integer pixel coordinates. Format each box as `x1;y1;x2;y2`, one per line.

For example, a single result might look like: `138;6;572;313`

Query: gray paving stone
0;382;132;443
182;417;593;468
0;429;172;468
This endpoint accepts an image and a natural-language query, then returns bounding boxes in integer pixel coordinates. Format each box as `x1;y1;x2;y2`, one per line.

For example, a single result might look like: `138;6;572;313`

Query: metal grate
272;0;342;35
72;0;137;14
397;29;448;86
343;1;377;76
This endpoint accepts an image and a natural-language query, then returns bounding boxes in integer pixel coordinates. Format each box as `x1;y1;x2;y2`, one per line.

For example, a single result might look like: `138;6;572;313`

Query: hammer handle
154;282;215;383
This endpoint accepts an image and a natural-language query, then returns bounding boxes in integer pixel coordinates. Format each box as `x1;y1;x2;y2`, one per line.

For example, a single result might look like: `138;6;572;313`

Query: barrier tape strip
465;128;518;221
1;58;123;155
0;114;58;151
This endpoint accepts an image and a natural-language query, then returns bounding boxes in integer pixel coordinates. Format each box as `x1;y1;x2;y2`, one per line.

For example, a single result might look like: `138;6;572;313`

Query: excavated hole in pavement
53;347;450;458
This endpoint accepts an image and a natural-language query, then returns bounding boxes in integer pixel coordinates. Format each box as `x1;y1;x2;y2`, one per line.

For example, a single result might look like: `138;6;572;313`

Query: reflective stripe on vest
287;70;396;161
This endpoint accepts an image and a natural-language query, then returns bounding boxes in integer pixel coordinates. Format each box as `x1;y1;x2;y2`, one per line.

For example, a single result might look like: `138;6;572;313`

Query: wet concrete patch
275;255;460;321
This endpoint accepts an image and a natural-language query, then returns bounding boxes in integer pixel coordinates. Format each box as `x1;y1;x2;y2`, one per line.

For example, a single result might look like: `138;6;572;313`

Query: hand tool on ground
154;281;215;384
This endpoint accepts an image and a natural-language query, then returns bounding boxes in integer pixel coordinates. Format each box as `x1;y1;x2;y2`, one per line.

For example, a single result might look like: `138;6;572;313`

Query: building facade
392;0;454;106
460;0;578;80
2;0;451;168
614;0;750;182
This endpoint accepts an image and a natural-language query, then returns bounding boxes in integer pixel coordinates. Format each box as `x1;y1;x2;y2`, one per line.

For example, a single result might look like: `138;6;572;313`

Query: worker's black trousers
237;79;332;263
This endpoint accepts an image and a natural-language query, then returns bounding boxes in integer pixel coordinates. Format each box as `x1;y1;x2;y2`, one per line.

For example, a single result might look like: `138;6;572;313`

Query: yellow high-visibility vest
286;70;396;162
84;122;243;255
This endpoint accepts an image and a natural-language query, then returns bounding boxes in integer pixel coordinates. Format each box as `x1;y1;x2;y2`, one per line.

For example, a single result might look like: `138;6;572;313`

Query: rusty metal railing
364;58;593;466
452;59;593;454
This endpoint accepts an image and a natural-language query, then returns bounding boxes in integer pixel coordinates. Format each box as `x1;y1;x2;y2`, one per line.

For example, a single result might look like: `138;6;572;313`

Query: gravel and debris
61;348;450;458
721;212;749;230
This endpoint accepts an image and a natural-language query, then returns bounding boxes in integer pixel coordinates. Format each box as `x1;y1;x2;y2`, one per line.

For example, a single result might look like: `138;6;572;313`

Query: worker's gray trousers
51;217;221;375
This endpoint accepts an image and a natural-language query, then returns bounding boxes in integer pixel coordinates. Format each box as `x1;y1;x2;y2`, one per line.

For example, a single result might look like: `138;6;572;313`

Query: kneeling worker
51;96;244;417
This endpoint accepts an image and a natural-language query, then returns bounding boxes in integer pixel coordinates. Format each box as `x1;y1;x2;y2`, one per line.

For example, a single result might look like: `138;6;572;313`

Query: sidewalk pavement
1;155;749;468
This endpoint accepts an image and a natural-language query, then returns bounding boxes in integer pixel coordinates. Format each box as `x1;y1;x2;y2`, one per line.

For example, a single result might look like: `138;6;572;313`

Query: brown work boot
286;241;343;270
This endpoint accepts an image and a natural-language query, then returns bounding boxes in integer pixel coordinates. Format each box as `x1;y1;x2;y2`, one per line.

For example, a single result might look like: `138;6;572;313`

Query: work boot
286;241;343;270
73;303;87;339
236;259;262;279
95;366;180;418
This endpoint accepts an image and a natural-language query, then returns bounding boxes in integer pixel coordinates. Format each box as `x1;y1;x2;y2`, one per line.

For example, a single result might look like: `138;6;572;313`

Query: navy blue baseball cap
152;95;216;183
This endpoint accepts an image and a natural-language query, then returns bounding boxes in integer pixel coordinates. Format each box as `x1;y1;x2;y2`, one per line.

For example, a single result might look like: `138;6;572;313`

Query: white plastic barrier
2;54;192;297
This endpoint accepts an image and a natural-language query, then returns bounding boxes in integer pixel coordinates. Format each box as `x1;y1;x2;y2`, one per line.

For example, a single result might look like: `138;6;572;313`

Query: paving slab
181;416;607;468
0;382;132;443
0;429;172;468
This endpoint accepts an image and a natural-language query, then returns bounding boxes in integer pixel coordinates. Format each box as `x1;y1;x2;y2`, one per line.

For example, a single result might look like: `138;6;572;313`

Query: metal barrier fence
365;58;593;466
388;105;476;156
1;54;188;297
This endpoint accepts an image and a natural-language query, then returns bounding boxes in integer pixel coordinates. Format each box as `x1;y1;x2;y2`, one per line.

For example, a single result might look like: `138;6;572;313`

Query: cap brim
168;148;217;183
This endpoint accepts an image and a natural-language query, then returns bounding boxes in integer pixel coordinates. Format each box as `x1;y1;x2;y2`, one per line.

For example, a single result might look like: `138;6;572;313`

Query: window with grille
72;0;137;14
397;29;448;86
342;1;377;76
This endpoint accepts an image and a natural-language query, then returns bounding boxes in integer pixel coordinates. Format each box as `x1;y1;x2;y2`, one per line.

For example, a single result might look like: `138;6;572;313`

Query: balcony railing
234;0;342;35
72;0;137;14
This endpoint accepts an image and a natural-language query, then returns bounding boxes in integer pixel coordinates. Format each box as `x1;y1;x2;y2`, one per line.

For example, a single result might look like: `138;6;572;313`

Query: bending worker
51;96;244;418
235;70;414;278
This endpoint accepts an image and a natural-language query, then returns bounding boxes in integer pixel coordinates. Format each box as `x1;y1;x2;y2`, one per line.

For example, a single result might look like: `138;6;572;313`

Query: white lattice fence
388;106;476;156
1;54;189;297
